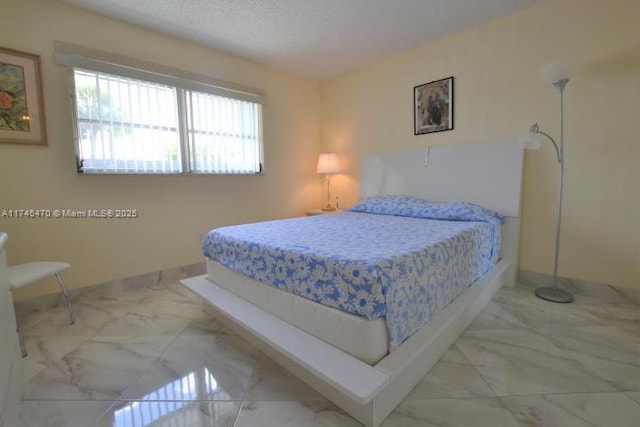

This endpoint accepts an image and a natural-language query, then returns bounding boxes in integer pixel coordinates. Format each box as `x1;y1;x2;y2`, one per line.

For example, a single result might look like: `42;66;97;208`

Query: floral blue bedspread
202;196;503;351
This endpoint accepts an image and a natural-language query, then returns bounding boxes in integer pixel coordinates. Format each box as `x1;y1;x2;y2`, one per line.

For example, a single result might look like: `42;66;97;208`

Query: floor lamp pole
534;78;574;303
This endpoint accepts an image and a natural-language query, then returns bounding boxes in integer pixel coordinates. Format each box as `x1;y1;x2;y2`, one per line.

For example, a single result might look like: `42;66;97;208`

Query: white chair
8;262;75;357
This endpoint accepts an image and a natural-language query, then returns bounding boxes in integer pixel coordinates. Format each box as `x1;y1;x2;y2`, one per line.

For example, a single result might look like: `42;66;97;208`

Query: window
58;43;264;175
185;90;262;174
74;70;182;173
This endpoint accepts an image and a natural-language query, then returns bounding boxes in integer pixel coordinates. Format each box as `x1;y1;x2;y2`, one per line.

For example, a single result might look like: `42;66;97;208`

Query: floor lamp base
534;286;574;303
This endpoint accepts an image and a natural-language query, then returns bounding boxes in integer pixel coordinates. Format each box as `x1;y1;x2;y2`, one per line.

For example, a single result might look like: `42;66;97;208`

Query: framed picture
414;76;453;135
0;47;47;145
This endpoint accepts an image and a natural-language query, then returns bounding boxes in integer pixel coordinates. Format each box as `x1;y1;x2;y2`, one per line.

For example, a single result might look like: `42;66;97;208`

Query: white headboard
359;141;524;217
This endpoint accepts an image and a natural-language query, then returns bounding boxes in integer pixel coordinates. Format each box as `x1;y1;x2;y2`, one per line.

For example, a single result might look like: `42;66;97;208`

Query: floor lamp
518;76;574;304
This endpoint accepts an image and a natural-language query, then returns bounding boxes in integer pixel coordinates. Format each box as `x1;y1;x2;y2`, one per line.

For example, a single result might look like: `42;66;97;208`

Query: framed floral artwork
414;76;453;135
0;47;47;145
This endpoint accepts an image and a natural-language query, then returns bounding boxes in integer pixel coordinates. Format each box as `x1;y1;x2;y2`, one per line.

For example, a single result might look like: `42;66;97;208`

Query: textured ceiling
58;0;547;80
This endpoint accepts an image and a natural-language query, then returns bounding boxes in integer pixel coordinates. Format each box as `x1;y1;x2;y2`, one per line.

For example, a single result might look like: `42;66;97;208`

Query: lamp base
534;286;574;303
321;205;336;212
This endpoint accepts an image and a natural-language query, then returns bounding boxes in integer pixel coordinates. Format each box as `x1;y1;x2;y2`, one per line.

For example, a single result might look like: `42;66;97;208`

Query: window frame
57;42;265;176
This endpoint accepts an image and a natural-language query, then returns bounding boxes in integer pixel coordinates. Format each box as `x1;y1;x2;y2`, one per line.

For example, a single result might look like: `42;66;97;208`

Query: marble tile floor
16;280;640;427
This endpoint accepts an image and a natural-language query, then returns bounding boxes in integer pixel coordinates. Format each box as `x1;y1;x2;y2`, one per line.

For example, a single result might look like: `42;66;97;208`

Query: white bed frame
182;141;524;426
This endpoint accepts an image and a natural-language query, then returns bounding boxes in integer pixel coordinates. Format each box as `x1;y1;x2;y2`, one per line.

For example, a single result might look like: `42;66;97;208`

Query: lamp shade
316;153;340;174
540;58;582;83
516;132;541;150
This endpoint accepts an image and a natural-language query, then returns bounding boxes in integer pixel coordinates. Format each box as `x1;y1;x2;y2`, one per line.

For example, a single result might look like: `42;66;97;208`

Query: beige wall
2;0;638;299
0;0;321;299
321;0;640;289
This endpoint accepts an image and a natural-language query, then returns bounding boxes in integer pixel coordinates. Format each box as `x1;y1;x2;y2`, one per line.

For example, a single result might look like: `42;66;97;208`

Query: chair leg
55;272;75;325
16;318;27;357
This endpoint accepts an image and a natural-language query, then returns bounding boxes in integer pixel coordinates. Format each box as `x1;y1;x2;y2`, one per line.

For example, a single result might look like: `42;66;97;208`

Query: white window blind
58;42;264;175
186;91;262;174
75;69;182;174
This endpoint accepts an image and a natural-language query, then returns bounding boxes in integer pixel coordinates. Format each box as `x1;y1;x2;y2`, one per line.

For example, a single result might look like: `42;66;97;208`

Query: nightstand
305;209;343;216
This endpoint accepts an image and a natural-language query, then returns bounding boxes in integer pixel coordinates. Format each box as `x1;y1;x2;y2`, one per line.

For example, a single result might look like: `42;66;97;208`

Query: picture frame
414;76;453;135
0;47;47;146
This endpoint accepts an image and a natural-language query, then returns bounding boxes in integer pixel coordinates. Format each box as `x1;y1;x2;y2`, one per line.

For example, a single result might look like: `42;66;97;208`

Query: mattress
202;204;502;351
207;258;389;364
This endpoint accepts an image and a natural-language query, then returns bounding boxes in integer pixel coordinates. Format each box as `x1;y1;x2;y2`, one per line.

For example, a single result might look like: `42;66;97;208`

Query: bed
182;140;524;426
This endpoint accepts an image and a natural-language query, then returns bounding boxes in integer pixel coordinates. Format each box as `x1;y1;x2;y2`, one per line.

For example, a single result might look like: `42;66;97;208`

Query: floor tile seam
97;398;246;426
73;284;201;313
113;330;186;402
458;330;622;397
20;397;246;403
231;398;366;427
20;398;117;402
390;395;515;403
230;399;243;427
507;324;625;385
461;299;533;335
495;395;533;427
624;392;640;407
18;399;117;427
240;395;335;403
480;299;555;331
24;299;138;339
74;281;200;339
461;323;534;336
468;361;501;398
488;382;630;398
109;306;250;403
545;330;640;365
498;390;640;427
111;397;246;402
96;400;119;425
499;390;636;399
448;343;475;366
532;330;635;392
237;353;264;404
95;399;244;425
